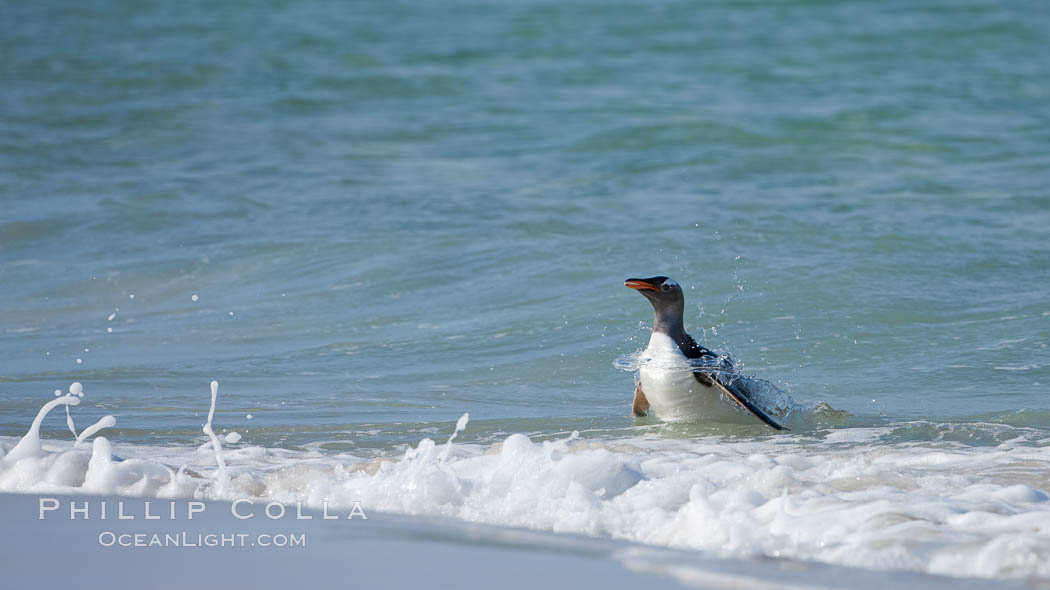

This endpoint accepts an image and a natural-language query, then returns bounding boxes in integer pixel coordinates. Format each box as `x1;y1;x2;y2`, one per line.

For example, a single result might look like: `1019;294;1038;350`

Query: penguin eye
660;283;671;292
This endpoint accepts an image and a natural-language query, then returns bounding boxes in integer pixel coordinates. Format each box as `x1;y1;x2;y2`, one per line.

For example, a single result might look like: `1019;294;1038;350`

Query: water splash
4;386;83;463
76;415;117;448
614;350;736;374
440;412;470;462
62;381;86;440
201;380;228;493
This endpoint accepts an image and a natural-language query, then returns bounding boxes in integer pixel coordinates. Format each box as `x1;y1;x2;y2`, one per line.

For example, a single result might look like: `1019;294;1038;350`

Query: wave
3;382;1050;582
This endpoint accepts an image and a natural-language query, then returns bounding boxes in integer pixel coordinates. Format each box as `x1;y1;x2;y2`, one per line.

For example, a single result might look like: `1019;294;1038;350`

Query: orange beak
624;279;658;291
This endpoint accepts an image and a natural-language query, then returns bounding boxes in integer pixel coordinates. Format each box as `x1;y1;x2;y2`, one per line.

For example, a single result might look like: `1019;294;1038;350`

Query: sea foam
2;383;1050;582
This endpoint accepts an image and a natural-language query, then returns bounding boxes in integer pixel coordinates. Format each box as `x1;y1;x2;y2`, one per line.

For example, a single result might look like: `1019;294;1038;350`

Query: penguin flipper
705;374;788;431
632;383;650;417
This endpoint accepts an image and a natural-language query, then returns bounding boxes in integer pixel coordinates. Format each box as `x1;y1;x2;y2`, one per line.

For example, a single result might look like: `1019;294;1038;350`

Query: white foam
822;427;891;444
2;387;1050;582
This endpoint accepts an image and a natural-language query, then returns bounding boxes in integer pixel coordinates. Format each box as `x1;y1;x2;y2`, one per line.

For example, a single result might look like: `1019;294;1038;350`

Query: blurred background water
1;0;1048;450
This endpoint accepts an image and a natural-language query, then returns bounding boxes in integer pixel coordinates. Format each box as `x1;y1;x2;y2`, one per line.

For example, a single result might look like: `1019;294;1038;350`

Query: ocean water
2;0;1049;584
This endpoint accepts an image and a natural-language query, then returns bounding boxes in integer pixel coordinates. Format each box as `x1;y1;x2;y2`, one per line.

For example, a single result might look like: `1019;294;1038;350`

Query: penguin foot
632;384;650;417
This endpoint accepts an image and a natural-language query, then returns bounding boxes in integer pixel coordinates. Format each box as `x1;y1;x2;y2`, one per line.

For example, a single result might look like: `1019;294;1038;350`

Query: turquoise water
2;1;1049;445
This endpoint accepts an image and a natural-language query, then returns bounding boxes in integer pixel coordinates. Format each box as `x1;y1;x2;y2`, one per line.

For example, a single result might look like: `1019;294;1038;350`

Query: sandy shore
2;492;1028;589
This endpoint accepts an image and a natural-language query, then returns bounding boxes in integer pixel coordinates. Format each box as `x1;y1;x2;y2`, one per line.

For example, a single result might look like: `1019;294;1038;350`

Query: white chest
637;332;733;422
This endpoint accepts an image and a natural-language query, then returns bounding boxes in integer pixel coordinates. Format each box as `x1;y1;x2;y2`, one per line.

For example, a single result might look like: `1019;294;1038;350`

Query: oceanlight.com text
97;531;307;548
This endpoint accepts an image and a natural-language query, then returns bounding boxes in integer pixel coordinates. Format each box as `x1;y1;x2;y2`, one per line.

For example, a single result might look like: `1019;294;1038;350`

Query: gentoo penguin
625;276;787;431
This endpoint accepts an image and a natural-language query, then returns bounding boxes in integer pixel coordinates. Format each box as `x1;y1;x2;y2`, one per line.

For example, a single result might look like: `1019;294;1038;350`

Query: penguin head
624;276;683;309
626;276;687;335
